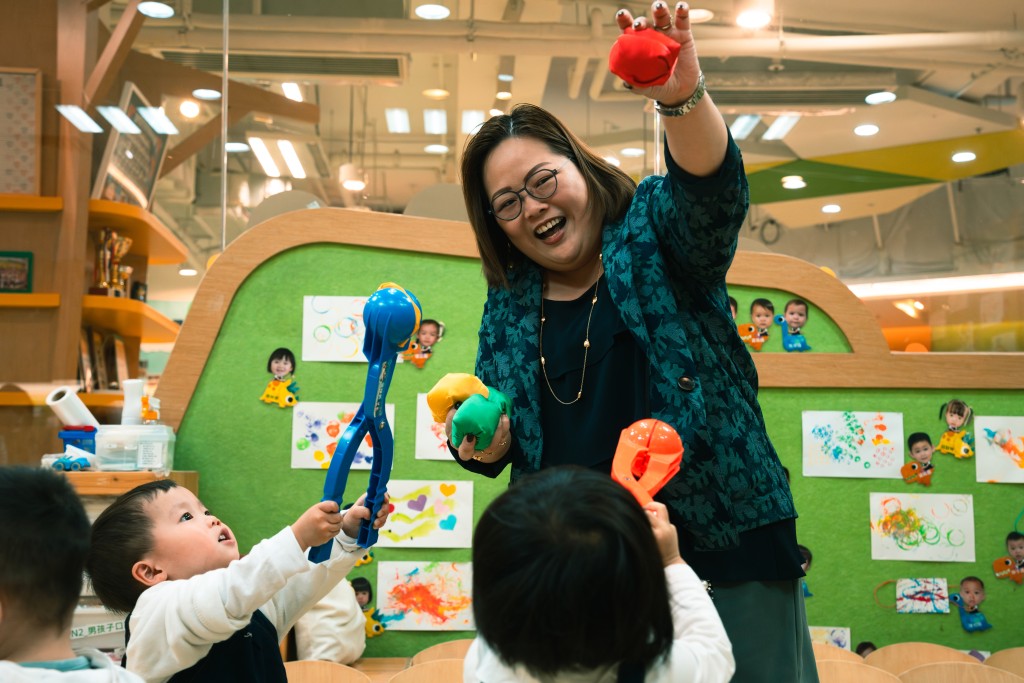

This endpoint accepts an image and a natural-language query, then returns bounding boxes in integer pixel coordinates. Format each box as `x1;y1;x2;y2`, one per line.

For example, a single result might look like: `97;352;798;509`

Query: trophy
90;228;133;296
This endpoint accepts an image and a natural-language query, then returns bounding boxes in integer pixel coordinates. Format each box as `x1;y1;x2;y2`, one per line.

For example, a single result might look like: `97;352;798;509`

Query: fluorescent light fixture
781;175;806;189
761;114;800;140
729;114;760;140
424;143;449;154
178;100;200;119
952;151;976;163
281;82;303;102
191;88;221;100
603;155;621;167
854;124;879;136
178;267;198;277
865;91;897;105
276;139;306;179
462;110;485;134
247;137;281;177
689;8;715;22
849;271;1024;299
423;109;447;135
138;1;174;18
414;3;450;19
422;87;450;100
822;204;841;213
385;108;411;134
620;147;644;158
138;107;179;135
56;105;103;133
225;141;250;153
97;106;142;134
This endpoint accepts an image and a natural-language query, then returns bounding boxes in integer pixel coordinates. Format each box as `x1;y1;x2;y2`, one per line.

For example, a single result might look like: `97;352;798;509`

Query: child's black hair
266;347;296;374
960;576;984;589
907;432;932;450
350;576;373;602
784;298;808;313
855;641;876;656
0;467;91;632
86;479;179;613
939;399;972;424
750;298;774;314
1006;531;1024;545
472;466;673;678
728;296;738;314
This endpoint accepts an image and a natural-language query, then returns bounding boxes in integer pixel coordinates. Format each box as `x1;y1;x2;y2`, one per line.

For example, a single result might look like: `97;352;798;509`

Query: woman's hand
446;408;512;464
644;501;685;567
615;1;701;107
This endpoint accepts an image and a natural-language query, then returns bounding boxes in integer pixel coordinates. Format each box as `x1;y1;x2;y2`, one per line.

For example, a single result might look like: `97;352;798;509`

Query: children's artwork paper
808;626;850;650
291;402;396;470
302;296;369;362
376;561;474;631
415;392;452;461
975;416;1024;484
869;493;975;562
376;479;473;548
803;411;903;479
895;578;949;614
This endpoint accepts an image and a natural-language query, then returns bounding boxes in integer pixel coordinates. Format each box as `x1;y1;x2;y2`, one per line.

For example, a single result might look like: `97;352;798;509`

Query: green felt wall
175;253;1022;658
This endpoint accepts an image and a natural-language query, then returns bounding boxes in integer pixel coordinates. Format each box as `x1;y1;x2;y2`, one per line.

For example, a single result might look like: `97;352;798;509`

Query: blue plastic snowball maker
308;283;422;562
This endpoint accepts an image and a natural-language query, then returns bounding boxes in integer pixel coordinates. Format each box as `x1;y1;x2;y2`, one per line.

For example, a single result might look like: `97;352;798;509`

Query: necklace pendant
540;356;546;366
576;391;582;399
591;296;597;305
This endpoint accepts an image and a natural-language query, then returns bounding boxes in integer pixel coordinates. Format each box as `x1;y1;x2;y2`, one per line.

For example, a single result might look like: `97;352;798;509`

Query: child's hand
341;492;393;539
644;501;684;567
292;500;344;551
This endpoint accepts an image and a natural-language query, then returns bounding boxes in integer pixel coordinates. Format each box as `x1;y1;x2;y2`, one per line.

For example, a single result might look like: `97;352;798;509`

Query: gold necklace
539;266;602;406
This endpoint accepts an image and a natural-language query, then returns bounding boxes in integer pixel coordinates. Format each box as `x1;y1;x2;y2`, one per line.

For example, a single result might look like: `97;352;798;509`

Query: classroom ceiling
101;0;1024;303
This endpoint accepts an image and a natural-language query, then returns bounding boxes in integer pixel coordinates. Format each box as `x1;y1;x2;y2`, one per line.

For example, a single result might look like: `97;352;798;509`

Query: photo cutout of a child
901;432;935;486
352;576;386;638
260;347;300;408
775;298;812;352
739;298;773;351
403;319;444;369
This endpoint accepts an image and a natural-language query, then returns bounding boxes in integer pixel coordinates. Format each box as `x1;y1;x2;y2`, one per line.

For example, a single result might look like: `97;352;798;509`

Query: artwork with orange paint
290;401;396;470
803;411;903;479
869;492;975;562
375;479;474;549
974;416;1024;484
414;392;453;461
376;561;474;631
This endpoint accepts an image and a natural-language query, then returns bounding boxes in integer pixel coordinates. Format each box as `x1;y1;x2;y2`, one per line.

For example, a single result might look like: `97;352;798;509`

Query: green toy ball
451;387;509;451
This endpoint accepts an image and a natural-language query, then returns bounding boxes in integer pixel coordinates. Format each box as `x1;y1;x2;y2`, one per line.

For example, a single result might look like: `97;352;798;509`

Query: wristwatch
654;72;706;117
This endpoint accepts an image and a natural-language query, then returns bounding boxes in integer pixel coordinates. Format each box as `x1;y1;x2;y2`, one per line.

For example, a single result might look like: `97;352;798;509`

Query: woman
450;2;816;681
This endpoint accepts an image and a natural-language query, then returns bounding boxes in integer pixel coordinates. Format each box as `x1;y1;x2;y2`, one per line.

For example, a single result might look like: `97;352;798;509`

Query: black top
539;277;804;582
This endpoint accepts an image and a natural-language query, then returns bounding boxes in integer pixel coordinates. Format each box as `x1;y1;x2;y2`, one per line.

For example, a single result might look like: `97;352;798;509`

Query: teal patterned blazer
461;139;796;551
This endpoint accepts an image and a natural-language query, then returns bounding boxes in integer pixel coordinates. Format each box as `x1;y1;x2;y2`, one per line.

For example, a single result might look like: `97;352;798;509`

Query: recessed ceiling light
854;124;879;136
781;175;806;189
342;178;366;192
821;204;841;214
952;151;976;163
620;147;644;158
495;89;512;100
56;105;103;133
138;107;179;135
178;267;198;277
688;8;715;23
461;110;485;134
423;109;447;135
424;143;449;154
736;9;771;29
497;73;514;83
729;114;760;140
138;2;174;18
225;141;250;153
422;87;450;100
385;108;411;134
865;91;897;105
603;155;621;167
179;100;200;119
97;106;142;134
192;88;220;101
488;108;505;117
281;82;303;102
414;3;450;20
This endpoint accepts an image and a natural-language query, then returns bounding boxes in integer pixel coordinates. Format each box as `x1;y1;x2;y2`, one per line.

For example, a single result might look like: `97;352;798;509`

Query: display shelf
81;295;180;342
88;199;188;265
0;194;63;212
0;389;121;408
65;470;198;496
0;292;60;308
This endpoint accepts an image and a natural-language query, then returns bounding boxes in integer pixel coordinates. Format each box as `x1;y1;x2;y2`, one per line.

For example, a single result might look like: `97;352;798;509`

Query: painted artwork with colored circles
302;295;369;362
291;401;396;470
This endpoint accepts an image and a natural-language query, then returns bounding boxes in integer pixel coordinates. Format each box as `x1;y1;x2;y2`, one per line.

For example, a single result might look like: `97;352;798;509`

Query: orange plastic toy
611;419;684;505
993;556;1024;584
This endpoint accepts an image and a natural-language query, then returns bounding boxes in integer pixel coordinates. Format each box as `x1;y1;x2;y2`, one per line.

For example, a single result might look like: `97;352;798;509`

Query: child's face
960;581;985;610
417;324;439;347
1008;538;1024;562
141;487;239;581
785;304;807;329
946;411;965;429
751;305;772;329
271;357;293;377
355;590;370;607
909;440;933;464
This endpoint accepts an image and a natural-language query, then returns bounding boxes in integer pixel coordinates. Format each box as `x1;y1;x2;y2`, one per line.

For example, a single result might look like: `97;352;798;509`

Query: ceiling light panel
56;105;103;133
385;108;411;134
97;106;142;134
423;109;447;135
761;114;800;141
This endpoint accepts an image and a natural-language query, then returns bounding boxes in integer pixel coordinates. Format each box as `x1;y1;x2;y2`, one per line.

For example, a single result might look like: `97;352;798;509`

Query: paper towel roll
46;386;100;428
121;379;143;426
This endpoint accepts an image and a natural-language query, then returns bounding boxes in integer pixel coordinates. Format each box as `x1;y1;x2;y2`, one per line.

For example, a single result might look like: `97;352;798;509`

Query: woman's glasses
488;159;570;221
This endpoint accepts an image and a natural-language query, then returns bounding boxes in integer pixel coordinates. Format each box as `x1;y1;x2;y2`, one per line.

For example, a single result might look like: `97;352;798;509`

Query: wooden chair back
388;658;464;683
409;638;474;666
284;660;372;683
865;641;981;676
816;659;901;683
813;642;864;663
900;661;1024;683
987;648;1024;679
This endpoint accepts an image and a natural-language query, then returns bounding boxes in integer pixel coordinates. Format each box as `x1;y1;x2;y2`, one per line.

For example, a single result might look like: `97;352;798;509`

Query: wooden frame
0;251;33;293
0;67;42;195
155;209;1024;430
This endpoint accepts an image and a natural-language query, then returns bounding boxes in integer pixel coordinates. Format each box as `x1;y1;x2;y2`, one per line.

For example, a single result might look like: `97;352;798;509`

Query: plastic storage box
94;425;176;474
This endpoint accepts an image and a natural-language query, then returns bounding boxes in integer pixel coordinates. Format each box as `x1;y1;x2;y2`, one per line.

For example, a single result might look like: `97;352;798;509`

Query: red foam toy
611;419;683;506
609;27;681;89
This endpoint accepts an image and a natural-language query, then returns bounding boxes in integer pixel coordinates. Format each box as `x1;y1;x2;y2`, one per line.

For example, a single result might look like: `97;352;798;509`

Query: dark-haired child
783;299;808;335
86;480;388;683
902;433;935;486
0;466;142;681
750;298;774;338
1007;531;1024;571
465;466;734;683
261;347;299;407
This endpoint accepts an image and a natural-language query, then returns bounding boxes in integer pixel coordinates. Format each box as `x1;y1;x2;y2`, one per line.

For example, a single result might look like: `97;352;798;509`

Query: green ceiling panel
747;160;938;204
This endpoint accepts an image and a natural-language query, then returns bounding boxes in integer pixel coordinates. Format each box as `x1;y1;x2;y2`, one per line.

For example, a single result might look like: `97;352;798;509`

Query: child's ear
131;558;169;587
